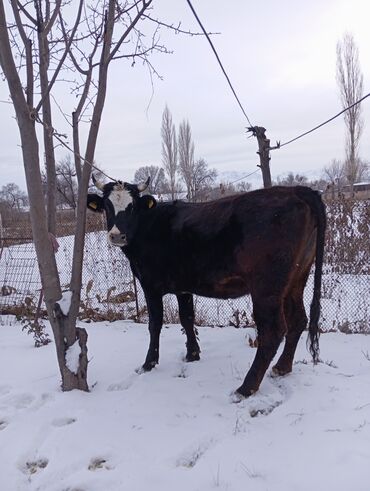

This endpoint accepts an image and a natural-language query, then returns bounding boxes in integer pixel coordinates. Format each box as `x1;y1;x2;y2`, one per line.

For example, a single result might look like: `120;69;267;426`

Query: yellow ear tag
89;202;98;210
148;199;154;209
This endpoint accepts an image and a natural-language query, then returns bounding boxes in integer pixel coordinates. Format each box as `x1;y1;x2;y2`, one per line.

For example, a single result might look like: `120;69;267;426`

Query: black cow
87;177;326;398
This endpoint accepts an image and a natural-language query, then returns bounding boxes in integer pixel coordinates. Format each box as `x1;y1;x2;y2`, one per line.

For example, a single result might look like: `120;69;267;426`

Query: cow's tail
302;189;326;364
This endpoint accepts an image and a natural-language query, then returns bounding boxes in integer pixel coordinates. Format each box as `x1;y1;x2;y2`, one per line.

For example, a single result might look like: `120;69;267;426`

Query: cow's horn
137;176;150;193
92;173;104;191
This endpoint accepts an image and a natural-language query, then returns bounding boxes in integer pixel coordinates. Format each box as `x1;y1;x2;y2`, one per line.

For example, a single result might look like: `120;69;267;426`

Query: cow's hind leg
272;288;307;376
236;296;286;397
177;294;200;362
142;293;163;371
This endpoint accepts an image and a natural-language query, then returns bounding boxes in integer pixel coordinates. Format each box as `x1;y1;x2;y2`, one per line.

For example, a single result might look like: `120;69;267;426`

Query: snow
1;319;370;491
65;340;80;374
57;290;73;316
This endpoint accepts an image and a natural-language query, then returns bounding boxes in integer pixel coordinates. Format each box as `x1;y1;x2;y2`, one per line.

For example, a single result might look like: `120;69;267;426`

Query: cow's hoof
235;385;257;399
230;391;245;404
271;365;292;377
136;361;157;374
186;351;200;362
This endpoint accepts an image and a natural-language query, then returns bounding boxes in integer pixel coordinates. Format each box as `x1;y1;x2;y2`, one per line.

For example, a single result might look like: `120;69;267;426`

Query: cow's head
87;175;156;247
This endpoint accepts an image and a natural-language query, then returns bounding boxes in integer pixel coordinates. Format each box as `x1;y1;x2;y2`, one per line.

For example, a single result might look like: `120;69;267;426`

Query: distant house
342;182;370;199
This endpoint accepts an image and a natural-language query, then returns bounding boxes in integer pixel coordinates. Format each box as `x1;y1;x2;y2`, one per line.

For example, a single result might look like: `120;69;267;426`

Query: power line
185;0;253;127
273;91;370;150
228;168;259;185
186;0;370;155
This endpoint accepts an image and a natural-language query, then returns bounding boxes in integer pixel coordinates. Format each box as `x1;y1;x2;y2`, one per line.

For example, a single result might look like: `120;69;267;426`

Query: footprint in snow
0;419;8;430
107;373;136;391
88;457;112;471
19;458;48;476
6;393;34;409
32;392;54;410
52;417;76;427
176;437;216;468
230;381;285;417
3;392;53;412
174;365;188;379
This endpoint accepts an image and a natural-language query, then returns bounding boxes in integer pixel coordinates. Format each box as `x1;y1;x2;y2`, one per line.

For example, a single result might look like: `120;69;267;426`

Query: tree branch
108;0;152;63
16;0;37;25
44;0;61;36
142;14;220;37
10;0;34;107
35;0;83;114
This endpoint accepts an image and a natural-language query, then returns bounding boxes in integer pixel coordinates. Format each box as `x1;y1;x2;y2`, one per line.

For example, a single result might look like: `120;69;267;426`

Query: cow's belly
175;274;250;299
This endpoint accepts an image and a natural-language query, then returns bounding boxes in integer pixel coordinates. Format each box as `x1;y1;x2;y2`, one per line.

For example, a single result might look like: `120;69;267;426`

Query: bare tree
276;172;308;187
323;159;346;197
0;183;28;211
236;181;252;193
216;180;251;199
178;120;195;200
134;165;167;195
178;120;217;201
161;106;178;200
56;156;78;209
336;33;364;194
0;0;188;391
41;156;78;208
191;158;217;202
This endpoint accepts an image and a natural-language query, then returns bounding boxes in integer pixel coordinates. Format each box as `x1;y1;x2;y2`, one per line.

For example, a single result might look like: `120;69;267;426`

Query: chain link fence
1;198;369;333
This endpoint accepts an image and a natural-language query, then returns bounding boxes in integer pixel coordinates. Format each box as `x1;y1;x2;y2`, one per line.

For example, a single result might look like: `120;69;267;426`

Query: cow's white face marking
108;186;132;216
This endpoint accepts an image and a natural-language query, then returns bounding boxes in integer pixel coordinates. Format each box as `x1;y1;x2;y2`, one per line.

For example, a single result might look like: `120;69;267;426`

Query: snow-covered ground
1;319;370;491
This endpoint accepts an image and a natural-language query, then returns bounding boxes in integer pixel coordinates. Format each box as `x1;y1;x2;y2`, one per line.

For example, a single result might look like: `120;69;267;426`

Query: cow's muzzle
108;231;127;247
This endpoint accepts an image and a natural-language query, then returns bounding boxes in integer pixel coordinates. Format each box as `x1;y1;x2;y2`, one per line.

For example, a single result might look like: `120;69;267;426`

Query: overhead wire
228;168;259;184
273;92;370;149
185;1;370;156
185;0;259;187
185;0;253;127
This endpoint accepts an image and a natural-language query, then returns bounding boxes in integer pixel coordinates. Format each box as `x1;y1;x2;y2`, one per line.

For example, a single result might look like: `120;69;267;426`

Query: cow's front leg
177;294;200;362
142;292;163;372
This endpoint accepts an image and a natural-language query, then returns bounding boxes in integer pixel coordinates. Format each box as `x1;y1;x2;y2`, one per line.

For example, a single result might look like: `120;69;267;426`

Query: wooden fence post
248;126;272;188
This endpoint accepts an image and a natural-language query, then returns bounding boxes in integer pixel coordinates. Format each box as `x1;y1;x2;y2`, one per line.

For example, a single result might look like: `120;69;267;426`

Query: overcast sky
1;0;370;190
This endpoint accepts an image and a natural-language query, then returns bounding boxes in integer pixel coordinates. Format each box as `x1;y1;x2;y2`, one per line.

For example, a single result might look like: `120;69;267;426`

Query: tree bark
253;126;272;188
68;0;115;326
0;0;88;391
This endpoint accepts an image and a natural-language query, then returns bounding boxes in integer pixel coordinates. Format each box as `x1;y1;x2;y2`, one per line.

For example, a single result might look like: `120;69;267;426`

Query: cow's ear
87;194;104;213
139;195;157;210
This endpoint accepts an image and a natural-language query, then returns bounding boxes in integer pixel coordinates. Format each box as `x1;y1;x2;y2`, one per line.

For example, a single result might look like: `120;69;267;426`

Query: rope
34;115;118;182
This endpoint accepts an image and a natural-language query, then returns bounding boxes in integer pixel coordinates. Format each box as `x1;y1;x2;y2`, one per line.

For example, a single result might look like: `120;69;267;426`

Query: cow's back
126;186;324;299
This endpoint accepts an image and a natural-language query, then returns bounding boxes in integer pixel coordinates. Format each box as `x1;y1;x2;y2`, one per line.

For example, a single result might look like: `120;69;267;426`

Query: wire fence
1;197;370;333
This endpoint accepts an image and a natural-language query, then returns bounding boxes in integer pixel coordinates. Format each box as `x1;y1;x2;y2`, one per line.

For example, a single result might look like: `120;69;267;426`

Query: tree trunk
253;126;272;188
0;0;88;391
38;21;57;234
67;0;115;326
